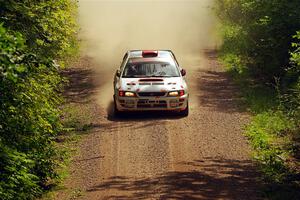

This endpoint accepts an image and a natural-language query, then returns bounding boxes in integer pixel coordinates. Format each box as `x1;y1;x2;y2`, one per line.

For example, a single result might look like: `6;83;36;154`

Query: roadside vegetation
215;0;300;199
0;1;78;199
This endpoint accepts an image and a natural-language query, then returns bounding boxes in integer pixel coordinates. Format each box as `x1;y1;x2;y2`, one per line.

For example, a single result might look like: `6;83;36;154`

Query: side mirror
116;69;121;77
181;69;186;76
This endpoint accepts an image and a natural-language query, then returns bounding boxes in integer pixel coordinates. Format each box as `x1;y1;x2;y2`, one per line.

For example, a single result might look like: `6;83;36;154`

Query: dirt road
56;50;260;200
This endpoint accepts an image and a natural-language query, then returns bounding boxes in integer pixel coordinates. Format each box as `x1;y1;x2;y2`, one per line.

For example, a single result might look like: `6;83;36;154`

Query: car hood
118;77;187;92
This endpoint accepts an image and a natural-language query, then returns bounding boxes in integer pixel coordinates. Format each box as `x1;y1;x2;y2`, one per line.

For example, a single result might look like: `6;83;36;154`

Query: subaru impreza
113;50;189;116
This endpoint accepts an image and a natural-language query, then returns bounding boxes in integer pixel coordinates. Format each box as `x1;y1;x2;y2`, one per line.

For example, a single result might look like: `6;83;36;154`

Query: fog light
125;100;135;104
124;100;135;108
170;100;178;107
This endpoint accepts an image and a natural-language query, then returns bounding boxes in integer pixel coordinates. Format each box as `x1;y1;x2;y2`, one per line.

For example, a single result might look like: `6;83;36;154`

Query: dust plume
78;0;219;108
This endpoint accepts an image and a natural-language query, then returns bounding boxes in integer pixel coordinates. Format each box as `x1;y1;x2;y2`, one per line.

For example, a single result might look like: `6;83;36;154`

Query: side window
120;53;128;69
170;52;179;67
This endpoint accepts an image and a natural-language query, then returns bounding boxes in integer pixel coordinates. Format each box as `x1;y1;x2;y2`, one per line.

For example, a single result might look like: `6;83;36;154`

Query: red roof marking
142;50;158;57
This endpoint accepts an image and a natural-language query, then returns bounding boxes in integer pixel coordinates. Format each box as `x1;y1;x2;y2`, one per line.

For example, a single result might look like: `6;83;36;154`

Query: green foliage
286;32;300;120
0;24;62;200
0;144;40;199
216;0;300;82
246;111;294;181
291;32;300;68
62;103;95;132
0;0;78;61
216;0;300;198
0;0;78;199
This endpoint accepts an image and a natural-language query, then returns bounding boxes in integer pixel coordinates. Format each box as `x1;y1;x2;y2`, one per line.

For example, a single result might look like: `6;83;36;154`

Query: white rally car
113;50;189;116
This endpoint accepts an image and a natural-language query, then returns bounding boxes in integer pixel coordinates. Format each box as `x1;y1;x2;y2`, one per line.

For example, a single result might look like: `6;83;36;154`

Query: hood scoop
139;78;164;82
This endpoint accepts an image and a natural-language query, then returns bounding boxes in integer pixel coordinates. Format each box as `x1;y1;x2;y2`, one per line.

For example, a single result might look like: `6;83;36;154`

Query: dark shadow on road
106;101;186;122
194;49;246;113
86;158;260;200
196;70;246;113
61;67;97;103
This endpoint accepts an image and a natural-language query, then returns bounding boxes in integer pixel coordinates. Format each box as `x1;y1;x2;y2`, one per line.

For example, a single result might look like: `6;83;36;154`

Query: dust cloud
78;0;219;107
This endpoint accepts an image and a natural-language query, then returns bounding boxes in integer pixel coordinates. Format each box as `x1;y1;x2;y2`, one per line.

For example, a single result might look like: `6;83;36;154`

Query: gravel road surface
57;50;260;200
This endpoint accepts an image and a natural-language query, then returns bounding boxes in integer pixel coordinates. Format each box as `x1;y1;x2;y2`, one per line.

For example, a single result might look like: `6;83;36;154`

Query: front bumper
115;94;188;111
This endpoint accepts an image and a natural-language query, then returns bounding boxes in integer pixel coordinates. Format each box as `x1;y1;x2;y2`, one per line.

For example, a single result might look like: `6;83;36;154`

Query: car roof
127;50;175;59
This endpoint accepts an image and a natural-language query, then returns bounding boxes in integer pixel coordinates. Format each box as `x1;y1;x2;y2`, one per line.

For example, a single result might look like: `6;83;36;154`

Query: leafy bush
216;0;300;82
287;32;300;120
0;0;78;199
246;111;294;182
215;0;300;198
0;0;78;61
0;24;63;200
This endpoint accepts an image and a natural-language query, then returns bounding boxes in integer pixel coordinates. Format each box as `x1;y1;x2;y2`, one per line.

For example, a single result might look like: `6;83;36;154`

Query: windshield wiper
150;75;173;77
124;75;147;78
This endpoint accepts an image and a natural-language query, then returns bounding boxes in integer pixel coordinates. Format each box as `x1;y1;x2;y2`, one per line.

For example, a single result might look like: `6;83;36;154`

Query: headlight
118;91;136;97
168;90;185;97
124;91;136;97
168;91;179;96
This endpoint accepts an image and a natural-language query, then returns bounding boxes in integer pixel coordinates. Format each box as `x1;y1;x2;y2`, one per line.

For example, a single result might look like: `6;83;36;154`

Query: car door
114;52;128;90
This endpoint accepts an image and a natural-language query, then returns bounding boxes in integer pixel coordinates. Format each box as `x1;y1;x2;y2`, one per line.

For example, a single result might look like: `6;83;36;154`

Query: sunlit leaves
0;0;78;199
0;0;78;60
216;0;300;81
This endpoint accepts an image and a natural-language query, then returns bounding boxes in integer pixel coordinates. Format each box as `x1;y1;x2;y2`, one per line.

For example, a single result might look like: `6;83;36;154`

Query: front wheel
113;96;121;117
179;102;189;117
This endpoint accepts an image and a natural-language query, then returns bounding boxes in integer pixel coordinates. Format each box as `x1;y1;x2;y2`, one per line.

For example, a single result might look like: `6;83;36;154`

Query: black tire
179;102;189;117
113;97;121;117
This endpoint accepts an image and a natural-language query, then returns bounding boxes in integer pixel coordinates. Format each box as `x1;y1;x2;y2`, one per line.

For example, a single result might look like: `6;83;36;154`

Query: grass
39;132;79;200
40;101;98;200
224;64;300;199
62;103;96;132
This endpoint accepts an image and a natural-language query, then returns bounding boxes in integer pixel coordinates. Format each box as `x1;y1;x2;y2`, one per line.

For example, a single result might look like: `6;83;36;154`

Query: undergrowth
226;67;300;199
215;1;300;198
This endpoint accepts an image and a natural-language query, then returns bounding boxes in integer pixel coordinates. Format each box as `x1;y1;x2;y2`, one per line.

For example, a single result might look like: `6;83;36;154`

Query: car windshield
122;58;180;78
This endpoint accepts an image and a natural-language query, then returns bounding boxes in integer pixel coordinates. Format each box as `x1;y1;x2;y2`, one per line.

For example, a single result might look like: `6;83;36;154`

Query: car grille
139;83;151;85
152;82;164;85
139;82;164;86
138;92;166;97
